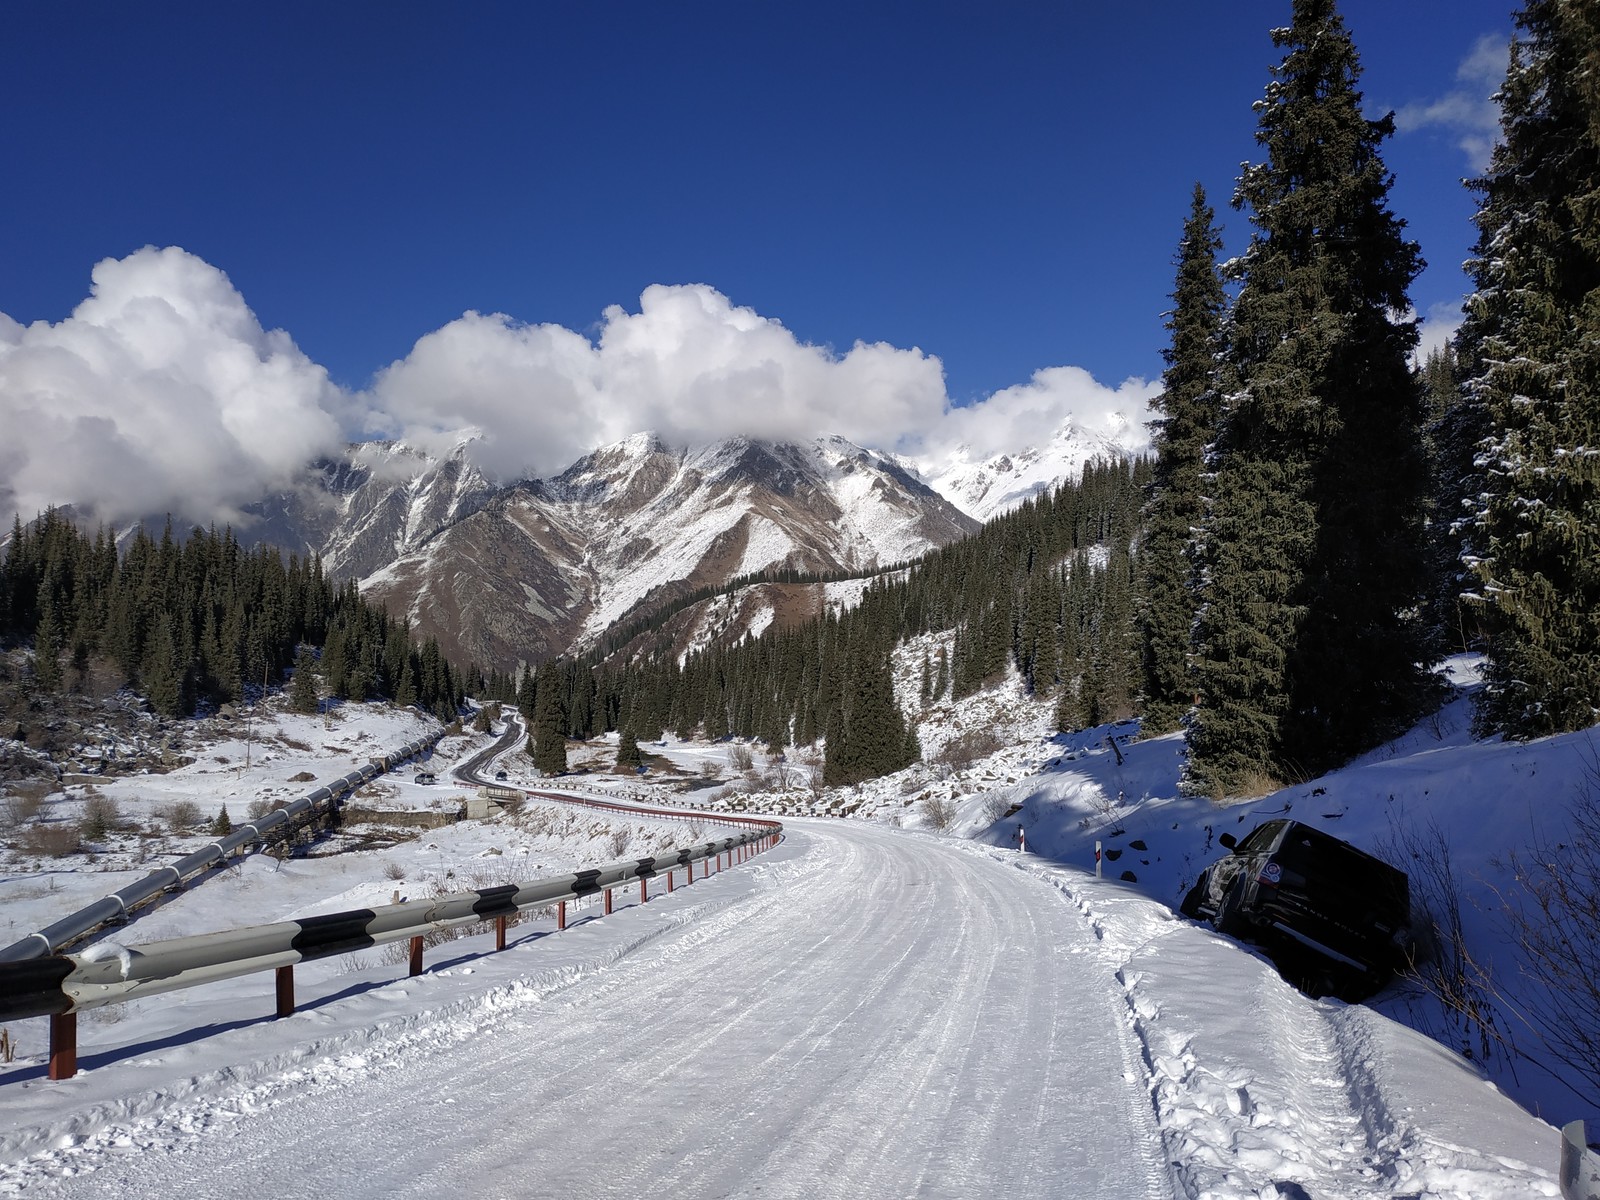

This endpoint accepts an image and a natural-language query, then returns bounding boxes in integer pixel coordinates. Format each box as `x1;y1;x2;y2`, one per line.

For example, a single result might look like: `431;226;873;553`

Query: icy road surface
1;819;1557;1198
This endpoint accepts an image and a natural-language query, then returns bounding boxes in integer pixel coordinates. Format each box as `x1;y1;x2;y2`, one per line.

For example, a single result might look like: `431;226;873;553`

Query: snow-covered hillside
902;411;1143;522
1;659;1594;1196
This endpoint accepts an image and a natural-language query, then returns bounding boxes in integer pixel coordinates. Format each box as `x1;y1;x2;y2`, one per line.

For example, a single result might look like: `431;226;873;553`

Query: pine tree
144;615;185;718
1189;0;1437;794
290;646;320;714
1140;184;1225;735
33;589;63;692
616;727;643;771
533;673;568;775
212;804;233;836
1459;0;1600;738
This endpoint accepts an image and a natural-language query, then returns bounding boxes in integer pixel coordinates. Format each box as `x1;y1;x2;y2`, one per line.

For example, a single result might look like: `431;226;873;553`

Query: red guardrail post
48;1012;77;1081
275;964;295;1017
640;877;649;903
558;900;567;930
667;870;674;893
603;888;613;916
496;915;507;950
408;935;424;976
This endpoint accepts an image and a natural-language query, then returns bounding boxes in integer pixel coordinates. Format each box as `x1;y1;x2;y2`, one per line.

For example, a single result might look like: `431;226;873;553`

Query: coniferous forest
4;0;1597;795
0;511;465;723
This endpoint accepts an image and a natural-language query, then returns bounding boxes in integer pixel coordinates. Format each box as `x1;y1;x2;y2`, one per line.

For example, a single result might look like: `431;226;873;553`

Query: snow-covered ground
0;821;1562;1198
0;657;1594;1196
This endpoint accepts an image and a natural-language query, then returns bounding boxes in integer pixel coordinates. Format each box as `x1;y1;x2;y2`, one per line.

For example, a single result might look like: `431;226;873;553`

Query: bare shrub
1381;814;1510;1064
981;794;1011;825
607;827;634;857
80;794;122;841
383;860;407;882
160;799;204;831
728;744;754;772
935;729;1004;772
498;794;525;818
1;783;49;829
20;823;79;857
922;794;957;833
1491;742;1600;1099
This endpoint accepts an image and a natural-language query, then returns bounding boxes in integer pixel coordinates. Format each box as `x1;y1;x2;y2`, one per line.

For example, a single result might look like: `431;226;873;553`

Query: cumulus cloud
1395;33;1508;171
904;365;1158;466
368;283;1153;482
364;284;952;480
3;249;1157;524
0;246;344;527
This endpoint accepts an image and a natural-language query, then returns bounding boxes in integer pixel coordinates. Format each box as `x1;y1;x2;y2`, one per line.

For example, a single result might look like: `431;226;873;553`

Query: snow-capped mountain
252;432;978;673
905;412;1146;523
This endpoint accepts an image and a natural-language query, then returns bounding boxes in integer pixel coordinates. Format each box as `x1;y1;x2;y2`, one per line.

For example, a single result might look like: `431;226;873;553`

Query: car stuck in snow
1180;819;1411;999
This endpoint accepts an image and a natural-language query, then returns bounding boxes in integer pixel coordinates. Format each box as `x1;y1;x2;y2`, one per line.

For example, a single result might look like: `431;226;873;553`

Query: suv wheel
1179;871;1209;919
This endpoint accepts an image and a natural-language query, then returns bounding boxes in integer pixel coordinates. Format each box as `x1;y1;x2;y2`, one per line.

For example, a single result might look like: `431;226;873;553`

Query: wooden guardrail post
558;900;567;930
603;888;613;916
48;1012;76;1080
408;935;424;976
495;915;507;950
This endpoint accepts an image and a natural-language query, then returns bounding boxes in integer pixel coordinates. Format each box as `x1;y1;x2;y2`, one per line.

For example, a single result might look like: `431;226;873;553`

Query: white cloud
2;250;1157;524
366;284;954;480
0;247;344;527
903;365;1158;465
1416;298;1466;362
1395;33;1508;171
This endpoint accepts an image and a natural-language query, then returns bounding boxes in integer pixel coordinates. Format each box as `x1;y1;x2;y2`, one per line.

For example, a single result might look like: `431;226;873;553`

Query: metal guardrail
0;731;445;964
1565;1120;1600;1200
1;818;781;1080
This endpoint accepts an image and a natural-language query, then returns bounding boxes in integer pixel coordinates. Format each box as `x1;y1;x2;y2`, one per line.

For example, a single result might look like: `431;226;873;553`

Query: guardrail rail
0;731;445;964
0;815;782;1081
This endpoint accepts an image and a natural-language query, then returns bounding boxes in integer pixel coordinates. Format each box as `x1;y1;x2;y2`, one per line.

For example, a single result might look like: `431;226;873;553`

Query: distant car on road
494;769;507;781
1180;819;1411;999
413;771;436;785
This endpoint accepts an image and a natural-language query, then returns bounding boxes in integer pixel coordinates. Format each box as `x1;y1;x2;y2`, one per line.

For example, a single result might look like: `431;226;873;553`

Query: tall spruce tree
1189;0;1436;794
1139;184;1225;735
532;671;569;775
290;646;320;714
616;727;643;771
1459;0;1600;737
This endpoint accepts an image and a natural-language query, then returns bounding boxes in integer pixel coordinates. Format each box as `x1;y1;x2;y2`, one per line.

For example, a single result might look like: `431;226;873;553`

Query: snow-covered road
0;818;1560;1198
7;820;1174;1198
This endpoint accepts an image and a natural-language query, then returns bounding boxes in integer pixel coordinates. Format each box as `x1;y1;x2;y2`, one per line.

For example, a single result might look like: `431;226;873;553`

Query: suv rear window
1237;819;1288;855
1275;825;1388;881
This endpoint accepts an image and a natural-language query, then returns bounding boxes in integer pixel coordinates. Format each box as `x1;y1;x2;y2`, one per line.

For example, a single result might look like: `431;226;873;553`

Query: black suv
1180;819;1411;998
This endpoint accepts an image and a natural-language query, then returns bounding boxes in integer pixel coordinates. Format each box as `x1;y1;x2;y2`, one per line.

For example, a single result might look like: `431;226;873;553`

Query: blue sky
0;1;1514;522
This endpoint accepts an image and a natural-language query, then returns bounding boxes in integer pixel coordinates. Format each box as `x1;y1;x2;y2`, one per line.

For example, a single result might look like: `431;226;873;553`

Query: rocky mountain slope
248;432;978;673
901;413;1142;523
